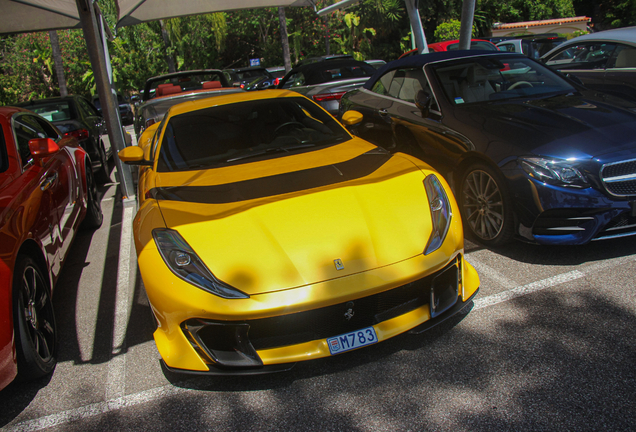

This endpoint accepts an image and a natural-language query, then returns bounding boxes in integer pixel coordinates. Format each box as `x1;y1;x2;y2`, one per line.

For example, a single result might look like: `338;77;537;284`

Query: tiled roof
493;16;590;30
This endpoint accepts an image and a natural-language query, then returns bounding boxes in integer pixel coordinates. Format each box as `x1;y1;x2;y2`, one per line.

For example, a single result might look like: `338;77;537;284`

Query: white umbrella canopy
0;0;315;35
0;0;82;34
116;0;315;27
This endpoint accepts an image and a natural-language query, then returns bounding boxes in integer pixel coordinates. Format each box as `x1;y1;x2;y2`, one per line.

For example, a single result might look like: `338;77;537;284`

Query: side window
282;72;306;88
546;43;617;70
371;70;395;96
522;40;532;56
396;68;425;103
498;43;515;53
74;99;88;118
608;44;636;68
387;69;405;98
34;116;60;140
79;97;99;117
150;114;169;162
13;114;48;167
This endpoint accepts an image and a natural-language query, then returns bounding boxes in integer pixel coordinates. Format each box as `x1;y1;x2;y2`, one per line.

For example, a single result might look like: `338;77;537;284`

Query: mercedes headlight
153;229;249;299
519;157;589;187
424;174;452;255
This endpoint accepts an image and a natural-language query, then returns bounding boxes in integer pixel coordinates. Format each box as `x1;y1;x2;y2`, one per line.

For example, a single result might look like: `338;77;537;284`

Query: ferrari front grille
247;256;460;350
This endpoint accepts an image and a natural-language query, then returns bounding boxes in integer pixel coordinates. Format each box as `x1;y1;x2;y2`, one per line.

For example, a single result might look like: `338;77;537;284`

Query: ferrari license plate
327;326;378;355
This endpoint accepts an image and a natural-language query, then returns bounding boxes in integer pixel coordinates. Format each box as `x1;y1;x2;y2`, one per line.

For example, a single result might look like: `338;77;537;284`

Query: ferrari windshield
432;56;576;105
157;97;351;172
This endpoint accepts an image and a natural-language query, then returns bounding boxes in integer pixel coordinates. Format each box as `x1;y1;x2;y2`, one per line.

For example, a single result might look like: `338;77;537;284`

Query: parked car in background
117;90;479;375
244;75;278;91
366;59;387;69
294;54;354;66
399;40;499;59
0;106;102;391
16;95;112;184
541;26;636;103
429;39;499;52
135;69;242;138
266;66;287;86
222;66;274;88
277;58;376;116
340;51;636;246
91;93;135;126
497;35;566;59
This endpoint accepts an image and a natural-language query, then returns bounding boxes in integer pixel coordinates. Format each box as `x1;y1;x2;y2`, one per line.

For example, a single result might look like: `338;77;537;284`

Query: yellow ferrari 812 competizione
118;89;479;375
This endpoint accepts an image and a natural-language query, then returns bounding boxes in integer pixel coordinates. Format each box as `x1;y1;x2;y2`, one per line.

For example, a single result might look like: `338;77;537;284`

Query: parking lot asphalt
1;133;635;431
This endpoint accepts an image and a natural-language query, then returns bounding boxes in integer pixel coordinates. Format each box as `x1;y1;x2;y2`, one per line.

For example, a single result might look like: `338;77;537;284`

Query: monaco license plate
327;326;378;355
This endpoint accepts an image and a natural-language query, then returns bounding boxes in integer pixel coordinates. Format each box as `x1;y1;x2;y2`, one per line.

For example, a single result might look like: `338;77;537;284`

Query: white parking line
472;253;636;311
105;204;135;400
7;385;189;432
5;251;636;431
468;259;518;290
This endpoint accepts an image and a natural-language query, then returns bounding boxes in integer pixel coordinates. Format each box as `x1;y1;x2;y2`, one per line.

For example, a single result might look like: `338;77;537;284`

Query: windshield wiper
226;142;316;163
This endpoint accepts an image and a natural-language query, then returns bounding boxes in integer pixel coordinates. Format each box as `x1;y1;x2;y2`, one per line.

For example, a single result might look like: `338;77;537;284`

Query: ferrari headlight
424;174;452;255
519;157;589;187
152;229;249;299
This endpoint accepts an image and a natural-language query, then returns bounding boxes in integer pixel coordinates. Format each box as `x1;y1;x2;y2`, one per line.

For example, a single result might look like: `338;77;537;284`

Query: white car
497;35;566;59
541;26;636;103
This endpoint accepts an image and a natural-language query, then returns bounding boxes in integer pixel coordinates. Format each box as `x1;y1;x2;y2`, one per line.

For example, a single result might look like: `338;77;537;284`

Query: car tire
13;255;57;380
81;165;103;230
94;140;110;185
459;162;515;246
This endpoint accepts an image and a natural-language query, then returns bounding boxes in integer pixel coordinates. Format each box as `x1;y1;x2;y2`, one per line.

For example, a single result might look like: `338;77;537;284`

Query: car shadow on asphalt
0;182;153;427
464;235;635;266
161;302;473;393
89;289;636;431
56;186;153;366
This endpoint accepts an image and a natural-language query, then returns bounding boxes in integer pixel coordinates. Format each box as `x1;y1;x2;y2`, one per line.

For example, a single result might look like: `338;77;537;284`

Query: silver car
134;69;244;138
541;26;636;103
277;59;376;117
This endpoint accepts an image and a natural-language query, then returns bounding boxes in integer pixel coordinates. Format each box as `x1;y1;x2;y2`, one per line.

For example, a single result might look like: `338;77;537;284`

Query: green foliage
0;30;93;104
596;0;636;28
1;0;631;104
477;0;575;25
433;19;477;41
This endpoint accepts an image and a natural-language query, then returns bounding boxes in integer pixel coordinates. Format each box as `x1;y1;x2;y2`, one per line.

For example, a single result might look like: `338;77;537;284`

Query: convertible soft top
363;51;525;90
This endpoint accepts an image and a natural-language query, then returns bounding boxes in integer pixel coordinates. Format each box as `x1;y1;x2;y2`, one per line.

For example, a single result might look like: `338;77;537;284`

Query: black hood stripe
149;149;392;204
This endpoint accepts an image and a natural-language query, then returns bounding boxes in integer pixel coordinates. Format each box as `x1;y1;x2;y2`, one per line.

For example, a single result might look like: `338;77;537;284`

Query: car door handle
40;173;58;191
378;109;389;116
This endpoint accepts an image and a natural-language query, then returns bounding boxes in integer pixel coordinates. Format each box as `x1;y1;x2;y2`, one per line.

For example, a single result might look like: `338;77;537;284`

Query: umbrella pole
76;0;135;200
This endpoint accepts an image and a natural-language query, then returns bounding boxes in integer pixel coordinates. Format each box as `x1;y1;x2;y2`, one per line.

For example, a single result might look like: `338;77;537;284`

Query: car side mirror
415;90;431;117
341;110;363;126
565;73;584;86
118;146;152;166
29;138;60;159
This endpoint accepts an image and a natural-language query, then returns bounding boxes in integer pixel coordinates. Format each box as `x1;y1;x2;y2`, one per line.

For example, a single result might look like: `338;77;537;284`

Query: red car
399;39;499;59
0;106;102;391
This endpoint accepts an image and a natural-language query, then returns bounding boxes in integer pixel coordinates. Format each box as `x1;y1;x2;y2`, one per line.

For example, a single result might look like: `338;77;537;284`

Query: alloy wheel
462;169;505;241
18;264;56;364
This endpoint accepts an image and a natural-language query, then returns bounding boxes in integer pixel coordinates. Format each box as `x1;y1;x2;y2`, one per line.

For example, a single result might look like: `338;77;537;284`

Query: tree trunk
49;30;67;97
159;19;177;73
278;7;291;73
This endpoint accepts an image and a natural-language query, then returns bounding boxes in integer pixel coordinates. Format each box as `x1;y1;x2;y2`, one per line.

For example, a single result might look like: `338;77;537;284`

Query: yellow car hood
153;142;434;295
